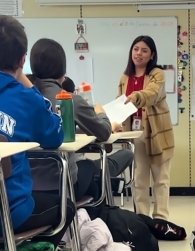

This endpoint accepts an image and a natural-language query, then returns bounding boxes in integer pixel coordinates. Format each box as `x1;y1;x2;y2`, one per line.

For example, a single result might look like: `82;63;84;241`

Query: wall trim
114;187;195;196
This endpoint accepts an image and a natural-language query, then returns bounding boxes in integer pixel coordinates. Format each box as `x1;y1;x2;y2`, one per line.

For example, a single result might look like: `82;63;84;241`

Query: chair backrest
0;134;11;179
28;150;68;236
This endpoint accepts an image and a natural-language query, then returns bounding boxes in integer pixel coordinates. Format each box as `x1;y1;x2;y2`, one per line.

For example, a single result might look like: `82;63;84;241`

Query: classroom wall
22;0;195;189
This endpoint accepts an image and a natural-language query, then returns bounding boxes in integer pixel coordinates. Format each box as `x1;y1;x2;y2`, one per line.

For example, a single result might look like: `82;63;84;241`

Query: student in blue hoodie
0;15;75;248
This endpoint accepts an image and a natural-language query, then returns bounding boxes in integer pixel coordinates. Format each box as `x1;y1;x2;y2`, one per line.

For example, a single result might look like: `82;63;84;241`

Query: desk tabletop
118;130;143;139
57;134;96;152
101;130;143;144
101;133;122;144
0;142;40;158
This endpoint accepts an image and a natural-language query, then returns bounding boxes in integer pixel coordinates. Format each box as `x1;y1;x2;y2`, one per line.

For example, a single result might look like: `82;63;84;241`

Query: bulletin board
18;17;178;124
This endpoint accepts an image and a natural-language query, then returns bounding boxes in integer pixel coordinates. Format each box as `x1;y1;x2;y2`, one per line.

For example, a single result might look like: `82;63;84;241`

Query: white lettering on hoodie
0;111;16;137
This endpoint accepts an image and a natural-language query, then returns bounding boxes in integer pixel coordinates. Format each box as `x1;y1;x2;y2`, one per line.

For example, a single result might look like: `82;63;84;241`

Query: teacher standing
117;35;174;220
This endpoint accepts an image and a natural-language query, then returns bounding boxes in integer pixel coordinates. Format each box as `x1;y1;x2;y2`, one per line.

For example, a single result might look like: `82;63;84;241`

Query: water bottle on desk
55;90;75;142
78;82;94;106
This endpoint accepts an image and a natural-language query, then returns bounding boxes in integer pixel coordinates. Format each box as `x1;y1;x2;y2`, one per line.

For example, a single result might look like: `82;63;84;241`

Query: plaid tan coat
117;67;174;164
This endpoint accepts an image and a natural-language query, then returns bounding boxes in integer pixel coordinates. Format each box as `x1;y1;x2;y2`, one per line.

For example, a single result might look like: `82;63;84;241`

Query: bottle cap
55;90;72;100
79;82;92;92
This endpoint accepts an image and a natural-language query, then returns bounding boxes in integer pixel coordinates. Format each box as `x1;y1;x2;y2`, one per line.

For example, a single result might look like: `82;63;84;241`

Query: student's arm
93;104;122;133
73;94;112;142
17;72;33;88
111;122;123;133
94;103;106;114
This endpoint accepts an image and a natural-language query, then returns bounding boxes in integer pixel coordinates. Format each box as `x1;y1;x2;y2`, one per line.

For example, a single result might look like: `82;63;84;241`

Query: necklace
134;76;138;85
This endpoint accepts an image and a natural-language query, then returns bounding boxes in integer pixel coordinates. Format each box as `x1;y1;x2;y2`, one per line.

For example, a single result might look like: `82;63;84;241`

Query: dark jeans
74;149;133;201
15;191;75;248
94;149;134;177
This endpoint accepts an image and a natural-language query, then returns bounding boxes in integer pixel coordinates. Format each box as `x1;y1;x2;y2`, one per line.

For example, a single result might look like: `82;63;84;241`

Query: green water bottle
56;90;75;142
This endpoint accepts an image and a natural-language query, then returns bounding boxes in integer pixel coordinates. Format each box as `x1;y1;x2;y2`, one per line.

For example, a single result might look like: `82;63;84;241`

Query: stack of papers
103;94;137;124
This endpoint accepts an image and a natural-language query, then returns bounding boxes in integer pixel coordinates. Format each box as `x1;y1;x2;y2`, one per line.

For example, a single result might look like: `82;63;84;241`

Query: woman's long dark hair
124;35;158;76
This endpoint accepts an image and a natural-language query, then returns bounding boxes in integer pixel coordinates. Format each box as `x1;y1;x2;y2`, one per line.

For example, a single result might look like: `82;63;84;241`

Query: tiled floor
114;196;195;251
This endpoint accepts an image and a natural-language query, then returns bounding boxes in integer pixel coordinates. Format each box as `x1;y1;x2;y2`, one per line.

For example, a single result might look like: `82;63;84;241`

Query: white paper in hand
103;94;137;124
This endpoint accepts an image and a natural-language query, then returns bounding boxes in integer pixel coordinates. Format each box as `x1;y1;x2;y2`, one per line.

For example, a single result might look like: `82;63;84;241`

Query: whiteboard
18;17;178;124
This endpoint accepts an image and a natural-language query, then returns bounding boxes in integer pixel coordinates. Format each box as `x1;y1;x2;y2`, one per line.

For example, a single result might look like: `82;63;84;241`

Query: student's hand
17;72;33;88
111;122;123;133
94;104;106;114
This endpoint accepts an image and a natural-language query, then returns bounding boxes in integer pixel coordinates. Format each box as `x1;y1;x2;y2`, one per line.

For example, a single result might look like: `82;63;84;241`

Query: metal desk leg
111;139;135;207
62;153;81;251
124;142;135;204
85;144;107;207
0;162;17;251
103;149;115;206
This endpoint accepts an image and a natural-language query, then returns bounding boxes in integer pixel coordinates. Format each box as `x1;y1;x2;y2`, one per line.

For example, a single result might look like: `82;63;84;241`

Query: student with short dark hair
62;77;75;93
29;38;134;203
29;38;104;201
0;15;75;247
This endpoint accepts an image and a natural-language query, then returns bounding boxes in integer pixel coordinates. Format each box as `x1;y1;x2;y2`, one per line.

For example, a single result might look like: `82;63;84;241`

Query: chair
27;150;68;236
76;143;108;208
0;134;69;250
64;142;110;251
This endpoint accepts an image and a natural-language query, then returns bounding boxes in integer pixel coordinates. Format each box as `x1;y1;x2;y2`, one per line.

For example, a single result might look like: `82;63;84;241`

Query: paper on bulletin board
0;0;23;16
190;55;195;120
164;69;175;93
103;94;137;124
67;55;94;89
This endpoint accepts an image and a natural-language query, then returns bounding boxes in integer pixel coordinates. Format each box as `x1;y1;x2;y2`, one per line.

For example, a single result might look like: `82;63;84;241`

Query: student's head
30;38;66;81
0;15;27;72
124;35;158;76
62;77;75;93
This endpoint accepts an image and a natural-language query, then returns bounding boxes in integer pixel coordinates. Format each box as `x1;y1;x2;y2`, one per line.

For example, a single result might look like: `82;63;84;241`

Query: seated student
27;38;99;202
0;15;75;248
29;38;133;201
62;76;76;93
62;76;134;178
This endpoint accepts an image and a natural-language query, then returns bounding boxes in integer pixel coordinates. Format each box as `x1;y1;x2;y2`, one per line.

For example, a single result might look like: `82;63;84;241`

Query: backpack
98;205;159;251
191;231;195;251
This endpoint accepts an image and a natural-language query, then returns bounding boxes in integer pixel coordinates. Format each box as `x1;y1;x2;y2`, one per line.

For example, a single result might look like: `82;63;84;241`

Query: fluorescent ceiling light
138;3;195;9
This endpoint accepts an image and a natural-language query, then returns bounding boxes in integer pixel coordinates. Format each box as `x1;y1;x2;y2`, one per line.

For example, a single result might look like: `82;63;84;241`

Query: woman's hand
124;94;138;106
124;95;133;104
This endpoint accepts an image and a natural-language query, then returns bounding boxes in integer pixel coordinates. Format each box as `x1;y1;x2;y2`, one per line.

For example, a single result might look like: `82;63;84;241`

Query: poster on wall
67;55;93;90
0;0;22;16
190;55;195;120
